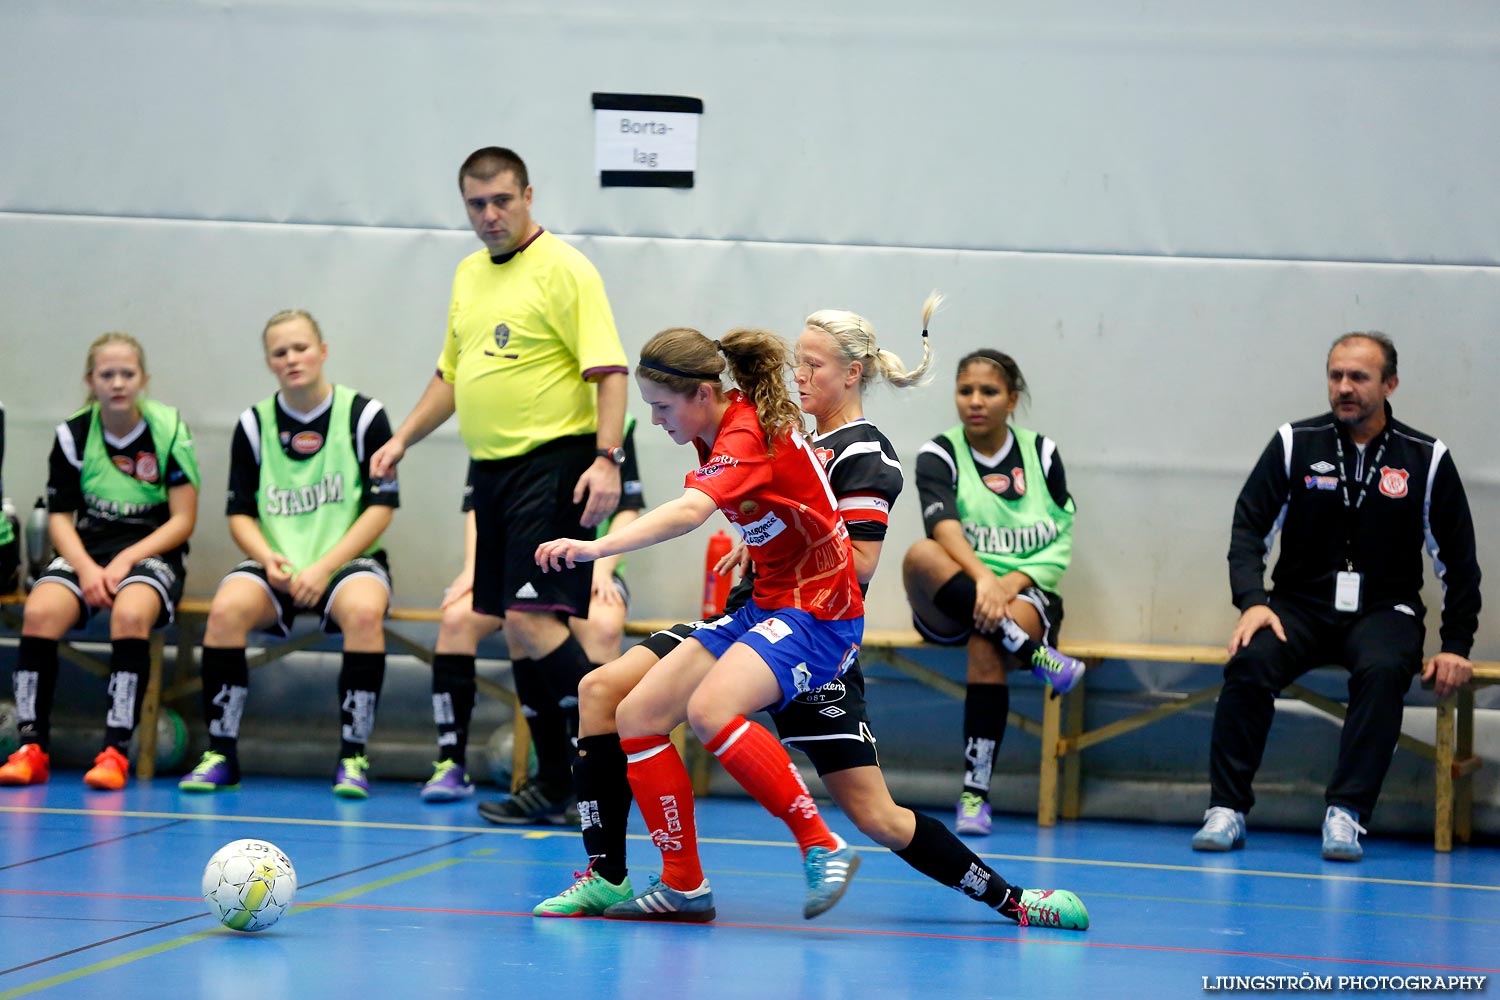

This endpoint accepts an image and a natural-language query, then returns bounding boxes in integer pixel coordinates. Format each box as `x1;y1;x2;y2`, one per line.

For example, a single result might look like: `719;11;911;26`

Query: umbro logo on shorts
515;582;539;599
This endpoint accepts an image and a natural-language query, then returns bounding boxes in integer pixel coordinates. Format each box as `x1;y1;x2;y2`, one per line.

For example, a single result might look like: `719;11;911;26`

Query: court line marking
1;804;1492;894
0;834;480;997
0;821;187;872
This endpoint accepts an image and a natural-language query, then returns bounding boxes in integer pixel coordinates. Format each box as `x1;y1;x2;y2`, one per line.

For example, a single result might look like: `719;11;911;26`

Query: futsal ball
0;700;18;757
128;707;189;771
485;721;538;789
202;839;298;932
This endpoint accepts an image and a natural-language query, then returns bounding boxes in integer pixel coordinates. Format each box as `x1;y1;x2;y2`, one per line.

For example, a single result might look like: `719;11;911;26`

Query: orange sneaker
0;744;51;786
84;746;129;790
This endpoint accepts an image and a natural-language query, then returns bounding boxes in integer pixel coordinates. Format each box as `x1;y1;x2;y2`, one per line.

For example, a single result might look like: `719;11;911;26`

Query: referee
372;146;629;822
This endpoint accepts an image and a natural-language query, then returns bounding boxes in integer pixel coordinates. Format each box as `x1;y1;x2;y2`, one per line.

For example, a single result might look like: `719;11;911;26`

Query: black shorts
35;553;185;629
0;530;18;594
470;435;595;619
912;584;1065;649
635;621;880;776
223;554;391;637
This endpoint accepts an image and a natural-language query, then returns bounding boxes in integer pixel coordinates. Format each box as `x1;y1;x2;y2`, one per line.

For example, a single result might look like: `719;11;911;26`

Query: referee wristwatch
596;446;627;466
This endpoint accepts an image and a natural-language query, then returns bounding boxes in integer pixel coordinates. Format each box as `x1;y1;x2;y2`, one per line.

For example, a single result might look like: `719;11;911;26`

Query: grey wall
3;0;1497;656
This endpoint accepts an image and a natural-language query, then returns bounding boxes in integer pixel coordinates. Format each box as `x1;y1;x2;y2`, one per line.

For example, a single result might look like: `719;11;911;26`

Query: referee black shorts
469;434;595;619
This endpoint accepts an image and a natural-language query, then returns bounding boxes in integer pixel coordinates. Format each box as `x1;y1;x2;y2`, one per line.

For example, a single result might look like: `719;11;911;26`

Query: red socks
621;735;704;891
705;716;836;854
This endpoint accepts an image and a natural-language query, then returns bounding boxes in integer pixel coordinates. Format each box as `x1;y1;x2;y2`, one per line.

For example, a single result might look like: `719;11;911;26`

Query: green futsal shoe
534;868;634;917
1004;888;1090;930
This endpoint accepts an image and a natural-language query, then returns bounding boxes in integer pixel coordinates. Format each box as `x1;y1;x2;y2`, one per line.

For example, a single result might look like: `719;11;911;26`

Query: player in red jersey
534;300;1089;931
536;326;864;921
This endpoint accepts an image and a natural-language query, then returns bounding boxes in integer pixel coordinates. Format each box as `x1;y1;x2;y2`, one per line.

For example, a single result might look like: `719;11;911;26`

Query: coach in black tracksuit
1196;332;1480;860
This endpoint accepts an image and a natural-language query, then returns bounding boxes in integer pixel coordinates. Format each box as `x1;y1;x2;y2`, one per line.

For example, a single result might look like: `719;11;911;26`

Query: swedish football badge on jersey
493;323;510;350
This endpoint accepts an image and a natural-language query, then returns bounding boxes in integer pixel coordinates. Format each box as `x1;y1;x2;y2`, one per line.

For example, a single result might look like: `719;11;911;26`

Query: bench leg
1456;687;1475;845
1434;693;1454;852
1038;686;1061;827
511;711;532;794
1061;672;1088;820
136;632;165;781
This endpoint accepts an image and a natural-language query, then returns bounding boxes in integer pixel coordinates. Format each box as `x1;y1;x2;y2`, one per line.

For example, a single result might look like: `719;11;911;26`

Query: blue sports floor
0;774;1494;1000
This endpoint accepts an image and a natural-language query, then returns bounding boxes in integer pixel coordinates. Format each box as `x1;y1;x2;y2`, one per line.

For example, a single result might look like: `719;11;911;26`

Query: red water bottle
703;529;735;617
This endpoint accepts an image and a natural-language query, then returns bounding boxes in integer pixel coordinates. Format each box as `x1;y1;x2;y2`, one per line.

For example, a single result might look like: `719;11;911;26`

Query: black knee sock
15;636;60;750
962;683;1009;799
575;733;633;884
338;651;385;760
103;638;151;754
200;646;249;757
534;635;595;745
932;572;977;623
510;657;571;787
432;653;477;763
895;811;1020;910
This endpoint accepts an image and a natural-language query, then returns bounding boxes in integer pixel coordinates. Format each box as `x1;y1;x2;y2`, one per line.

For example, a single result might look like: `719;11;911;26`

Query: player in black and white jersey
177;310;399;799
1;334;200;791
533;298;1088;931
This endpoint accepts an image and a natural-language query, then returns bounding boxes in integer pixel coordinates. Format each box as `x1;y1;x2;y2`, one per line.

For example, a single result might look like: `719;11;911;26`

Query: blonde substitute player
420;416;645;805
177;311;399;798
371;147;629;822
1;334;199;790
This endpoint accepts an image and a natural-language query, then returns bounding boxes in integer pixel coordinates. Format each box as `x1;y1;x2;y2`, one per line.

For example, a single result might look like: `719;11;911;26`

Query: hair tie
638;358;717;381
712;339;723;352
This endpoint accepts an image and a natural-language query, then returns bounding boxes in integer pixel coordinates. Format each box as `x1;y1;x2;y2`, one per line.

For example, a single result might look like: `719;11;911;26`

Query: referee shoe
477;778;578;826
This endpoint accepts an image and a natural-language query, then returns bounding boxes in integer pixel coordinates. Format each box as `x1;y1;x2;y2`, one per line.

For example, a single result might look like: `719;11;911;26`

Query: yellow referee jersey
438;229;628;460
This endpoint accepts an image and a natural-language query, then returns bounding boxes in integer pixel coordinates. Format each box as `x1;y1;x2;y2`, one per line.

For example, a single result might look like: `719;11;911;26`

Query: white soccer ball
202;838;298;932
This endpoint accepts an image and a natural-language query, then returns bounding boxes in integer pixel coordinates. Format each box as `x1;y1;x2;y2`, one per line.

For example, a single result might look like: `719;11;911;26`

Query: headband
638;358;719;381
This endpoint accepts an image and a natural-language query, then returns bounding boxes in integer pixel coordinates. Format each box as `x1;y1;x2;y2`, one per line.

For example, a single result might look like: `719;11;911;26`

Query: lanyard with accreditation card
1331;429;1386;613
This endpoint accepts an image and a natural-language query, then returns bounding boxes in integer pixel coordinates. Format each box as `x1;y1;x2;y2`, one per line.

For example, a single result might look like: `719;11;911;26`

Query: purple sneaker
1028;644;1086;695
421;760;474;802
333;755;371;799
956;791;993;836
178;751;240;793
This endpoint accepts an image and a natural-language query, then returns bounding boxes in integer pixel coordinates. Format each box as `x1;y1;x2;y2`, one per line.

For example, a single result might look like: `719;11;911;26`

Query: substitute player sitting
178;310;398;798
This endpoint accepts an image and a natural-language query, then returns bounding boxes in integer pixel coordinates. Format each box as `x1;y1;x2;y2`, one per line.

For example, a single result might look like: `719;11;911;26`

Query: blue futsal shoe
803;833;861;919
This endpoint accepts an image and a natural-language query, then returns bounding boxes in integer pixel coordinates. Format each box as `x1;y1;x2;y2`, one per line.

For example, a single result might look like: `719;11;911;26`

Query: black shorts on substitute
912;583;1065;649
34;553;185;629
223;554;391;637
469;435;595;619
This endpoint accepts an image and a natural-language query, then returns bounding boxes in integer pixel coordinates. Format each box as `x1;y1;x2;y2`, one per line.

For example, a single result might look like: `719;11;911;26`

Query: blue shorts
692;598;863;712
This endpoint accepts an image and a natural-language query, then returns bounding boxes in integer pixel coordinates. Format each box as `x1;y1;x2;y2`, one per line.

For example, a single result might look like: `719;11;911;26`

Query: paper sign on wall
593;93;703;188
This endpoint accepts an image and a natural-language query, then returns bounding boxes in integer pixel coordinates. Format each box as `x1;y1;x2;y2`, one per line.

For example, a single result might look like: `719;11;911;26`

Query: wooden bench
627;619;1497;852
0;593;534;787
5;594;1494;848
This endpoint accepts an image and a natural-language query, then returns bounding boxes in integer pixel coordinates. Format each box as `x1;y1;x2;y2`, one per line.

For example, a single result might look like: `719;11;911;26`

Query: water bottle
702;529;735;618
25;497;50;587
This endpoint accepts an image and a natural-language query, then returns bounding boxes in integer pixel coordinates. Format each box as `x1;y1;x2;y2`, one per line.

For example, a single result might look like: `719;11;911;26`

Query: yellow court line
0;804;1493;894
0;858;465;999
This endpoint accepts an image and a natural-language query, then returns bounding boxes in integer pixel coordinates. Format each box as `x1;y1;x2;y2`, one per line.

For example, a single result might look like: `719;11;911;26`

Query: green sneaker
1005;888;1090;930
534;867;634;917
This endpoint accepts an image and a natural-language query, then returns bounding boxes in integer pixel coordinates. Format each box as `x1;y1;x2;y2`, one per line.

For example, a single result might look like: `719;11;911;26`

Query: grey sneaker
602;875;716;922
476;779;577;826
1321;805;1366;862
1191;806;1245;852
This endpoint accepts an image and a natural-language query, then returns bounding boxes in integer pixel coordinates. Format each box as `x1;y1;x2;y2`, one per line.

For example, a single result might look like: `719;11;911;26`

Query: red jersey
686;393;862;621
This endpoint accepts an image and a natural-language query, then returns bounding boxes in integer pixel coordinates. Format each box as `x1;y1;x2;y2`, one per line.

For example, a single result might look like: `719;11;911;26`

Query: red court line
3;888;1493;975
